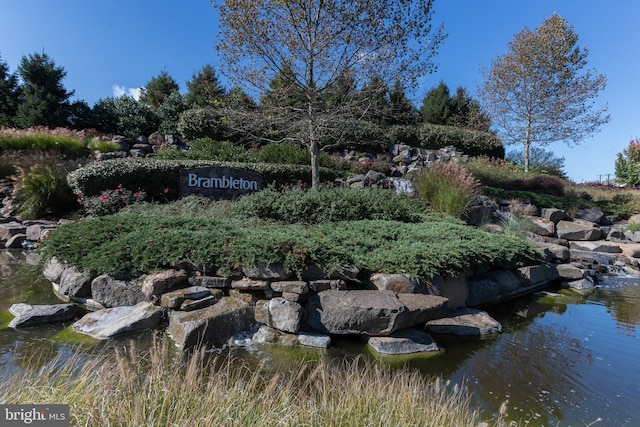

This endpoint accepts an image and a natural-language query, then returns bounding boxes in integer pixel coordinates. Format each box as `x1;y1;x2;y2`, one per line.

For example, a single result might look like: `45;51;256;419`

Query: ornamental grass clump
15;164;77;218
0;337;482;426
410;162;480;217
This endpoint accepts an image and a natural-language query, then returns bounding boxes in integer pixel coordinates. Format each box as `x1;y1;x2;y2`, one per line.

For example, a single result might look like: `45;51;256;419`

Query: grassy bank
0;338;482;426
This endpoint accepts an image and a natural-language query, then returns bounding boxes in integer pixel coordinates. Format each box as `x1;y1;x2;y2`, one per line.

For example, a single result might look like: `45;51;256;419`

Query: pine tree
15;52;73;128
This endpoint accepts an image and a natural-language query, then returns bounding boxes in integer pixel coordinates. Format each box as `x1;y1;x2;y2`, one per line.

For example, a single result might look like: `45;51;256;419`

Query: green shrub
233;186;429;224
250;142;310;165
15;164;77;218
177;107;225;140
410;163;480;217
92;97;160;138
66;158;342;198
386;125;419;145
416;123;504;158
185;138;249;162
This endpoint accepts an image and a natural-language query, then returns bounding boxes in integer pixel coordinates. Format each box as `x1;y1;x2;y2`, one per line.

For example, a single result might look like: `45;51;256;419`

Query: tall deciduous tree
0;53;21;127
140;70;180;110
16;52;74;128
479;13;609;172
216;0;445;188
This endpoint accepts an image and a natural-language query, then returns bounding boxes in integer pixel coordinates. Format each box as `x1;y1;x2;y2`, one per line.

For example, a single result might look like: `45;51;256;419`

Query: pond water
1;249;639;426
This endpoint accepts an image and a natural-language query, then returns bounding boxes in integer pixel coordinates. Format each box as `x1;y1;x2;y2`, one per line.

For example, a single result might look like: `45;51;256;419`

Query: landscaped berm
4;125;640;424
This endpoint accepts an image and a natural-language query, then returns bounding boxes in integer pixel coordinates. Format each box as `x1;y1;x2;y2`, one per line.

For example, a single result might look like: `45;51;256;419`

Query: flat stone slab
252;325;331;348
8;303;77;328
368;329;440;355
569;241;622;254
426;307;502;336
72;301;163;339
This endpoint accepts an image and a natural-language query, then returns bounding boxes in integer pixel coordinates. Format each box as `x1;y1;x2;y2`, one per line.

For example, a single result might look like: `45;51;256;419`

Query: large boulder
242;263;294;280
256;297;303;334
72;301;163;339
304;290;405;336
43;257;91;298
168;297;253;350
574;208;606;225
540;208;570;224
91;274;146;307
524;216;555;236
394;294;449;329
556;220;601;241
141;269;189;298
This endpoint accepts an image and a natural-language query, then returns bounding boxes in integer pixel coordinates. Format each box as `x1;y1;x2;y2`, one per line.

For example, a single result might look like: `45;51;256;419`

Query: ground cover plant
0;337;482;426
41;189;537;279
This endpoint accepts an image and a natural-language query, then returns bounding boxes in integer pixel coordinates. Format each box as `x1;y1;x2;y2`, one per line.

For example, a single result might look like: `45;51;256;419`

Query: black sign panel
179;166;263;199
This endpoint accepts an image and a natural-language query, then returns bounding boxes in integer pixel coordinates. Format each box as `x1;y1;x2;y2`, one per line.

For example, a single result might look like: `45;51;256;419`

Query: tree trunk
524;116;531;173
310;138;320;190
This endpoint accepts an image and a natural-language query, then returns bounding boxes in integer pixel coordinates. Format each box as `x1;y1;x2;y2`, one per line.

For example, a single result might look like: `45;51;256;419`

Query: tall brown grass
0;337;482;426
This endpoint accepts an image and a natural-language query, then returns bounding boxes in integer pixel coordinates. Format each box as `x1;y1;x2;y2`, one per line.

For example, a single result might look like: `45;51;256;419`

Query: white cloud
112;84;143;100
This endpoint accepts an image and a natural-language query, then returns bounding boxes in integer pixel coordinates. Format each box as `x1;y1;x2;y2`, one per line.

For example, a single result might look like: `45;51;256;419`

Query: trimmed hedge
416;123;504;158
67;158;342;198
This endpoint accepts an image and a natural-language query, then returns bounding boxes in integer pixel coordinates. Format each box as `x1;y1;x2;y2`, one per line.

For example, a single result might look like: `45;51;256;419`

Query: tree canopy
479;13;609;172
140;70;180;110
216;0;445;188
0;54;20;127
185;64;226;108
15;52;74;128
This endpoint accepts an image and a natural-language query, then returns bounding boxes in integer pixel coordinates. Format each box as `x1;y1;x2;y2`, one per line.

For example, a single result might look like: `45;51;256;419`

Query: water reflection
594;277;640;336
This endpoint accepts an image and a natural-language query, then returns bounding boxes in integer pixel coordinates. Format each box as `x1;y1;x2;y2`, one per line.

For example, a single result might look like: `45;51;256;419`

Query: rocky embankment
4;200;640;356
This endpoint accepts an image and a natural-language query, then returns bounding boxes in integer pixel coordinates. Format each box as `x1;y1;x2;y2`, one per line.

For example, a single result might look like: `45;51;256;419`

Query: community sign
179;166;263;200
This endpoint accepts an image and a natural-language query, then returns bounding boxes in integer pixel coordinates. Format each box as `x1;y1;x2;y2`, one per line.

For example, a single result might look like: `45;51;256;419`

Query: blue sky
1;0;639;183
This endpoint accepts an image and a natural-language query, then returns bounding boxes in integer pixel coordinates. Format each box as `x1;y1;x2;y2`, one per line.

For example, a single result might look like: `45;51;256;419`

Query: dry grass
0;337;483;426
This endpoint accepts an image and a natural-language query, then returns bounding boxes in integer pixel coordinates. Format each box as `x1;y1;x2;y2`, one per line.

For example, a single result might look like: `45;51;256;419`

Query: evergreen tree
388;80;418;125
157;91;189;134
185;64;226;108
448;87;491;132
260;65;306;110
15;52;73;128
420;81;451;125
0;54;20;127
140;70;180;110
358;74;390;125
